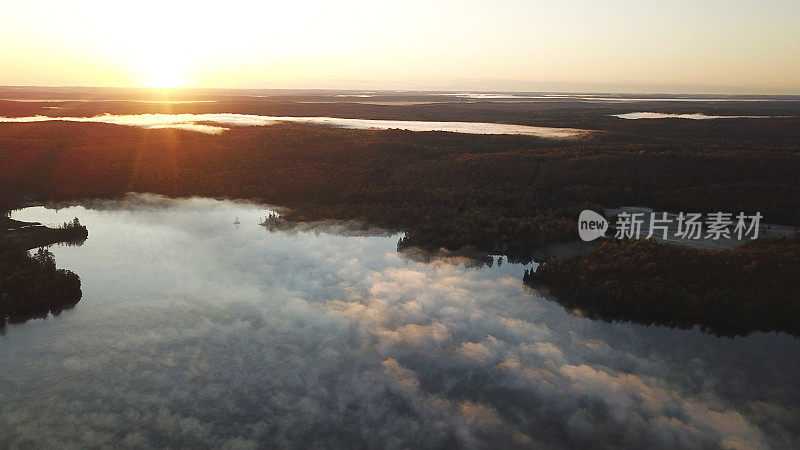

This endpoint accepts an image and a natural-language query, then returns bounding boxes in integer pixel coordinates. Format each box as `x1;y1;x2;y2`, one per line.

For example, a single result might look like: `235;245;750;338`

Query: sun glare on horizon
137;53;188;88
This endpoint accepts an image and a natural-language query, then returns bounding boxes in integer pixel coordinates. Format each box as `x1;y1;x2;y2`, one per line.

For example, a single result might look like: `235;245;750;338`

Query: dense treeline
525;238;800;336
2;89;799;134
1;115;799;260
0;216;88;250
0;240;82;326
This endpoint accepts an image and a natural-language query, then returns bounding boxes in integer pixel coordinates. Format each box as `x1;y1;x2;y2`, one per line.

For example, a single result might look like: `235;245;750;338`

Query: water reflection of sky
2;195;799;448
0;114;590;138
611;112;781;120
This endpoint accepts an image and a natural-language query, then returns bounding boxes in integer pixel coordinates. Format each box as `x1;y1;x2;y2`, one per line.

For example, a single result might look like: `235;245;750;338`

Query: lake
1;195;799;448
0;114;590;138
610;112;780;120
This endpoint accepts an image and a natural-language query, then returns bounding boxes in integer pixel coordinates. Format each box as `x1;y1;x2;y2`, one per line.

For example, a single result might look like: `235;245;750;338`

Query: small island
524;237;800;336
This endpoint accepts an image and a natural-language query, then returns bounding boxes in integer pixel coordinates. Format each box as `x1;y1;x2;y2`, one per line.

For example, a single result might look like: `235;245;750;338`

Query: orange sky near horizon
1;0;798;94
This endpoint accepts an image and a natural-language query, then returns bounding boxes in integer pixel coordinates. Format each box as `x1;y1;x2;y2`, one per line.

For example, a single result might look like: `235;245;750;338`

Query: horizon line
1;85;799;97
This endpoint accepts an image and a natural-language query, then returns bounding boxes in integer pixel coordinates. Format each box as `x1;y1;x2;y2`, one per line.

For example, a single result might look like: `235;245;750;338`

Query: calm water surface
0;114;589;138
1;196;799;448
611;112;780;120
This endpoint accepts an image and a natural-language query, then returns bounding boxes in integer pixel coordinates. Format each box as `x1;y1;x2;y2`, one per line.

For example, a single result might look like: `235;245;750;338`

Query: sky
1;0;798;93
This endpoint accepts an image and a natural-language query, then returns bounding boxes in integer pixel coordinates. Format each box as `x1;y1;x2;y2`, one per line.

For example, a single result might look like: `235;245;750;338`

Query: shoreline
0;214;87;249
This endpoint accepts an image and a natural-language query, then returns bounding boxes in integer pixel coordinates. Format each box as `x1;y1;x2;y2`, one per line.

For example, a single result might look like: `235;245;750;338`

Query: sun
142;63;186;88
138;54;188;88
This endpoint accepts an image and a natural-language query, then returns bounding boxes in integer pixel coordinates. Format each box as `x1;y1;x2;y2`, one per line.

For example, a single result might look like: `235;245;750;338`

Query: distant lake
2;195;799;448
0;114;591;138
611;112;784;120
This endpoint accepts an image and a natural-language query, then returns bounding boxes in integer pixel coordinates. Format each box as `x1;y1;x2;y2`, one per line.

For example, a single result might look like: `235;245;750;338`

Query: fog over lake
2;196;799;448
0;114;590;138
611;112;783;120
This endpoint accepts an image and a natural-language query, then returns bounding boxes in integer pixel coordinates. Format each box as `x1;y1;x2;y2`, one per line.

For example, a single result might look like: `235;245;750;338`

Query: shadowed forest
0;241;82;327
1;112;799;260
525;237;800;336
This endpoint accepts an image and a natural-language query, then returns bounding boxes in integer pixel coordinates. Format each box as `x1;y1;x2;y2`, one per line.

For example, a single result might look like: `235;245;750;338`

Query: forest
525;237;800;336
0;215;88;250
0;114;798;261
1;96;799;330
0;240;82;327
